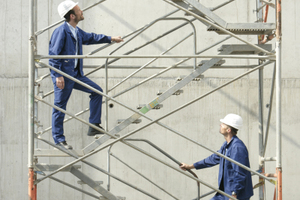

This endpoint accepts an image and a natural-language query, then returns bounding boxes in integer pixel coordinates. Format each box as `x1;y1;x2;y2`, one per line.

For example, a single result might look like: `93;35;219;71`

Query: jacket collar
225;135;238;148
63;21;76;40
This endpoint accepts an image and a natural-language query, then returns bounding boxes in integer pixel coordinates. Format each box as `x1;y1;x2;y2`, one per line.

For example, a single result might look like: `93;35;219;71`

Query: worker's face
219;123;230;135
72;5;84;23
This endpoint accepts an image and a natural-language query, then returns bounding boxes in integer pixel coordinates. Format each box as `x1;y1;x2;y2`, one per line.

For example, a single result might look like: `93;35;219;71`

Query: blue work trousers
52;72;103;144
211;193;250;200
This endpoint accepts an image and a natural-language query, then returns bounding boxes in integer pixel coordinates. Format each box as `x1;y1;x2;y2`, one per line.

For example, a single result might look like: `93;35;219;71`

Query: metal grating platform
208;23;275;35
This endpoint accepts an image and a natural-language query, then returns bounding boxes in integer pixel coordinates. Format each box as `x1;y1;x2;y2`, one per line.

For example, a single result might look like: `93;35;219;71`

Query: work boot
87;123;104;136
56;141;73;150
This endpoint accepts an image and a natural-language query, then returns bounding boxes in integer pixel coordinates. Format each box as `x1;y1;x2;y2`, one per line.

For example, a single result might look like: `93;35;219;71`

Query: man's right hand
56;76;65;89
111;36;124;43
180;163;194;171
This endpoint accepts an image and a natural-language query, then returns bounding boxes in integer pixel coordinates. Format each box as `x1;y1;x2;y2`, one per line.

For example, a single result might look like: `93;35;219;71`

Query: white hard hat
220;114;243;130
58;0;78;18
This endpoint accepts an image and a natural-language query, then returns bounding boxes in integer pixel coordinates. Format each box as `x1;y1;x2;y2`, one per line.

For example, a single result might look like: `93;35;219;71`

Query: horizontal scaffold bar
35;54;275;60
36;64;260;69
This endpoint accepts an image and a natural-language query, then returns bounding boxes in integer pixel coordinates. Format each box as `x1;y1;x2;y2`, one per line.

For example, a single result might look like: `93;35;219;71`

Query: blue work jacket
194;136;253;199
49;22;111;78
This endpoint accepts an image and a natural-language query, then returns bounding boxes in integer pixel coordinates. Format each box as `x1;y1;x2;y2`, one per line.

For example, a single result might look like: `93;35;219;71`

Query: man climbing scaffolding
180;114;253;200
49;0;123;149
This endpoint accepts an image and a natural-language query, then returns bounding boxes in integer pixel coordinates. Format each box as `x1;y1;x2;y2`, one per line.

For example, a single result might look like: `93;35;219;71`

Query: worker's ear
70;13;76;19
227;127;232;134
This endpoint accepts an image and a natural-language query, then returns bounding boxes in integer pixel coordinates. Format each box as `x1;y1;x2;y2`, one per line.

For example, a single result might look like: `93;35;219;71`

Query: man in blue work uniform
180;114;253;200
49;1;123;149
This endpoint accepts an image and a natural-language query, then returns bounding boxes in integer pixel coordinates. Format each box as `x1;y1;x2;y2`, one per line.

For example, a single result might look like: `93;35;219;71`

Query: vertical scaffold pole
256;0;265;199
258;67;265;200
28;0;36;199
275;0;282;200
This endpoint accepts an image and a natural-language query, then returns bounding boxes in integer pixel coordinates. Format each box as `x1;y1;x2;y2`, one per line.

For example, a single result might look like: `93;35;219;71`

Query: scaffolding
28;0;282;199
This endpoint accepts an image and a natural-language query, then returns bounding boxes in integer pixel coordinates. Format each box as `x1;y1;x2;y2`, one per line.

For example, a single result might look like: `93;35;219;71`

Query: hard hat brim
220;119;240;130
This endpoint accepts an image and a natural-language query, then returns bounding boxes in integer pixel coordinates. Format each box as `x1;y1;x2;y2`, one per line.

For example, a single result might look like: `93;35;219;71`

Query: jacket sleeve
193;150;222;170
49;28;65;77
79;28;111;45
230;145;249;195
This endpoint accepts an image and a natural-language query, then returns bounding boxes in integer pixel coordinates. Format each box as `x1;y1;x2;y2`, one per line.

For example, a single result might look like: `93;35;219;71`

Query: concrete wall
0;0;299;199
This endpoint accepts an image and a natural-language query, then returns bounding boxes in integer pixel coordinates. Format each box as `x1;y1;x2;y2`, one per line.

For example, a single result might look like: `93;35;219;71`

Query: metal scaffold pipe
256;0;265;199
36;54;274;60
276;0;282;199
28;0;36;199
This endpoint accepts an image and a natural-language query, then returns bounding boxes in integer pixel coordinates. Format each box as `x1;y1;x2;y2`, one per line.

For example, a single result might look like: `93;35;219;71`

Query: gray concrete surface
0;0;299;199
